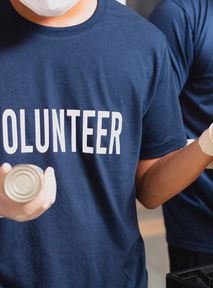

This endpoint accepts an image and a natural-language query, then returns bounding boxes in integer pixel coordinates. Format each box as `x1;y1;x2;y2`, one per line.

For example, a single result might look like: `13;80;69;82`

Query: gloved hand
0;163;56;222
207;161;213;169
199;123;213;156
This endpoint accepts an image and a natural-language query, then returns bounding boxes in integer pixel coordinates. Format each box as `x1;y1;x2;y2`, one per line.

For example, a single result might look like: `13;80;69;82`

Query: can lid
3;165;42;203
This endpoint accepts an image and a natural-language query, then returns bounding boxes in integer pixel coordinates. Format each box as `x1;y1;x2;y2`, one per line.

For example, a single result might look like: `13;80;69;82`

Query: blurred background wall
127;0;161;18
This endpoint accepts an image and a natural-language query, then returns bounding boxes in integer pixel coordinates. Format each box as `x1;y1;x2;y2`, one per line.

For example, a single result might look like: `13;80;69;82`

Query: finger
44;167;57;203
1;163;12;174
21;200;54;222
21;208;48;222
0;163;12;197
27;206;51;221
26;168;57;220
12;201;52;222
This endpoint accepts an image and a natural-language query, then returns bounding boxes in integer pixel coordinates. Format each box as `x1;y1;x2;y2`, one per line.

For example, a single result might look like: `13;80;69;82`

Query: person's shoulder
151;0;206;30
169;0;209;28
166;0;208;15
106;0;167;49
107;0;163;34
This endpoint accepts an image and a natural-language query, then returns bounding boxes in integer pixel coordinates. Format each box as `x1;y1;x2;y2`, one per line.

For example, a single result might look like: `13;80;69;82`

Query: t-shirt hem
140;134;187;160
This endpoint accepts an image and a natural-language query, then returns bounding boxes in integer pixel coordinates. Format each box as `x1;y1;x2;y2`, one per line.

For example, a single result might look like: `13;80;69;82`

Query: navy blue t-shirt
150;0;213;254
0;0;186;287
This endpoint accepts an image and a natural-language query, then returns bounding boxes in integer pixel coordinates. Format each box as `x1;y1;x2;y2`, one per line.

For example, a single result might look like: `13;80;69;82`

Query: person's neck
10;0;98;27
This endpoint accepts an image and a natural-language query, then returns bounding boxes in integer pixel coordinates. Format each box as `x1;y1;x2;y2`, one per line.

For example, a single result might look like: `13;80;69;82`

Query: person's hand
0;163;57;222
188;124;213;169
199;123;213;157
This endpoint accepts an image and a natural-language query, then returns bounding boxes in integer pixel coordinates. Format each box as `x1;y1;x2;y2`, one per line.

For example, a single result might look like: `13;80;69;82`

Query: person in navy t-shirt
150;0;213;272
0;0;212;287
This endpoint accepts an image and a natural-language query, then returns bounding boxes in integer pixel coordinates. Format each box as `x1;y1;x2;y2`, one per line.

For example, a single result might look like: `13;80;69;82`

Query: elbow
137;193;161;209
141;200;161;210
136;182;164;209
137;189;163;210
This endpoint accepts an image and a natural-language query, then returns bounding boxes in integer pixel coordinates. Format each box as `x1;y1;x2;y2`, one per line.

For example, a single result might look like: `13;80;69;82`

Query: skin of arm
136;140;213;209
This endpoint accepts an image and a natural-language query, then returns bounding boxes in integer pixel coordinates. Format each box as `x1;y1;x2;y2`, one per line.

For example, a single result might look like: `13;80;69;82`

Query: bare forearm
137;140;213;209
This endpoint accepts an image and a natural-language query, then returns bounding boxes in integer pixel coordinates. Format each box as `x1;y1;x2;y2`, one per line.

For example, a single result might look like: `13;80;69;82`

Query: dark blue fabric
150;0;213;254
0;0;186;287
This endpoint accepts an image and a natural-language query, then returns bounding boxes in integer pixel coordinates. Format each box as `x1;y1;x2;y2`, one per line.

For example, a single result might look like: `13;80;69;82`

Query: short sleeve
140;39;187;159
149;0;194;91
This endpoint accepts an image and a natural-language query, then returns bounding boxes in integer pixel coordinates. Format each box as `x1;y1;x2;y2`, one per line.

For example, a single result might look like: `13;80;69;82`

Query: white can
3;164;43;203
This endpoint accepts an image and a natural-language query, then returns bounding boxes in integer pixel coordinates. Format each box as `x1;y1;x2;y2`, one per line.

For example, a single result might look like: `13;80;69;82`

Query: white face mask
19;0;81;17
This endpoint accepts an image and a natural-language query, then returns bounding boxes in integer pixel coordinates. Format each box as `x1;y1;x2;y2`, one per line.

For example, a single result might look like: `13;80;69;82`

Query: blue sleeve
149;0;194;92
140;39;187;159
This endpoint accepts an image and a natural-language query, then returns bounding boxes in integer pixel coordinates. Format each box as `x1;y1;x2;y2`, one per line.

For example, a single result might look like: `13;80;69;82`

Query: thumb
0;163;12;198
210;123;213;139
1;163;12;174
